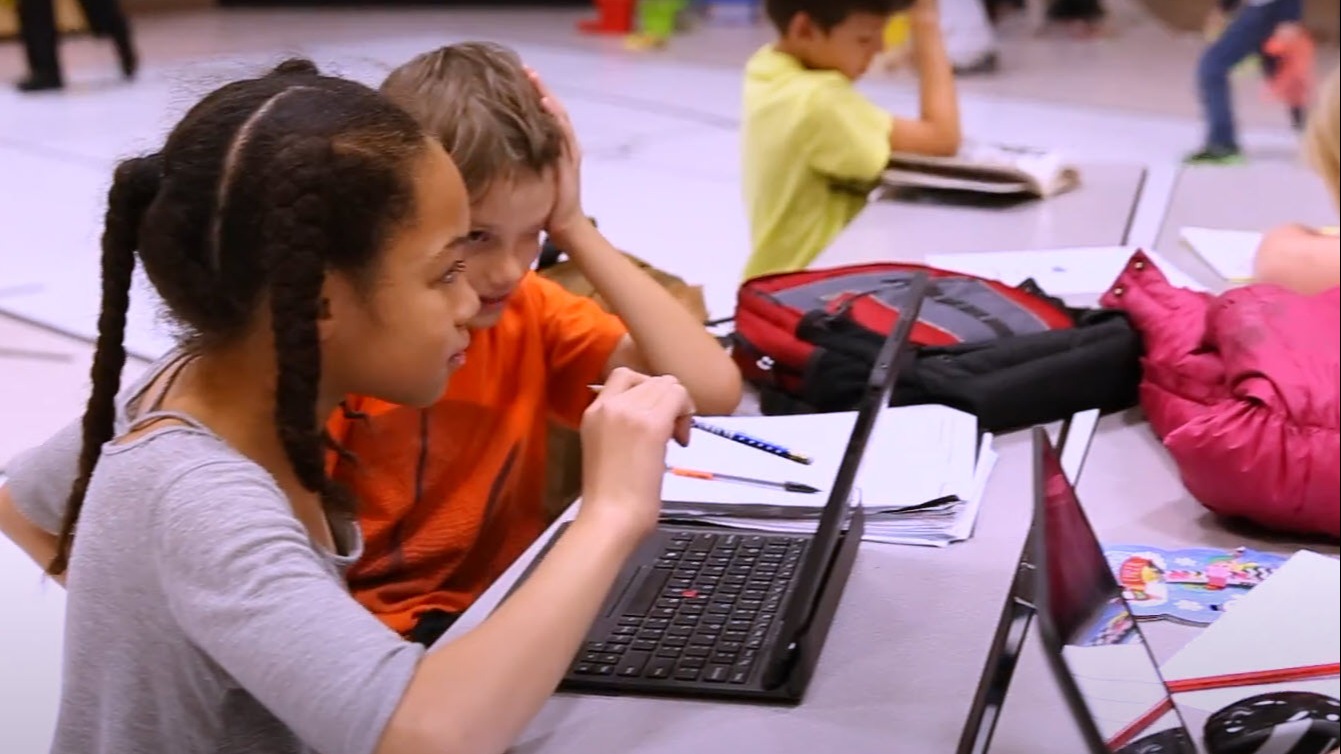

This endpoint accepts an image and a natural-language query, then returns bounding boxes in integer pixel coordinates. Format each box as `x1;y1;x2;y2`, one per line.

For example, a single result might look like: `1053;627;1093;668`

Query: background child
1253;65;1341;295
741;0;961;280
0;59;694;753
1189;0;1305;164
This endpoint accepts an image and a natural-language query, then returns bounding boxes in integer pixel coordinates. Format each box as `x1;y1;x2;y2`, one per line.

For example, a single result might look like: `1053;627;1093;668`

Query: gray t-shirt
8;357;424;754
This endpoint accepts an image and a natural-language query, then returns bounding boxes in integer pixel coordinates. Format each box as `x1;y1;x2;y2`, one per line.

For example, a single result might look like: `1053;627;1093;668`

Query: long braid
50;155;162;576
50;62;425;568
261;135;355;517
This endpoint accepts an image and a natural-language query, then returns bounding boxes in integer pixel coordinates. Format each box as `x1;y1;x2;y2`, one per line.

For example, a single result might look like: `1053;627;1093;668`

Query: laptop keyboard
572;531;809;685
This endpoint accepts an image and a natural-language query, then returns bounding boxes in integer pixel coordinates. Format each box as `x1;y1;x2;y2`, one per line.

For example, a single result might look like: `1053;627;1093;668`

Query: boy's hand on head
525;66;589;247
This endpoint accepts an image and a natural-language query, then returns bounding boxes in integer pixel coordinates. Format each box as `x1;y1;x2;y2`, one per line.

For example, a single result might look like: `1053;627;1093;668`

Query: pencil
1166;662;1339;694
587;384;813;465
667;466;820;494
689;419;813;465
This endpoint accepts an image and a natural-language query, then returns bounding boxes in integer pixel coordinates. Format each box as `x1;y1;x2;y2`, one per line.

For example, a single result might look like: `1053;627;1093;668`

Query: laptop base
514;505;865;706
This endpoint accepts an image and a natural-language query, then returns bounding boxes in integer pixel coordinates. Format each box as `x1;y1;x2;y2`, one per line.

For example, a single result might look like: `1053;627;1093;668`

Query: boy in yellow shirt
741;0;961;279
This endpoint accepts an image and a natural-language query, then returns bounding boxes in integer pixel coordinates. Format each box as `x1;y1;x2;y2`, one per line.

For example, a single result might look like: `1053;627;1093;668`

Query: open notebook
884;142;1080;198
661;407;997;547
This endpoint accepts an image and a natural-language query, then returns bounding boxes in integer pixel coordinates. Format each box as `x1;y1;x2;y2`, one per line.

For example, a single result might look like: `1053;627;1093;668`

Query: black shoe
1289;107;1306;132
954;52;999;76
17;72;64;93
1184;145;1245;166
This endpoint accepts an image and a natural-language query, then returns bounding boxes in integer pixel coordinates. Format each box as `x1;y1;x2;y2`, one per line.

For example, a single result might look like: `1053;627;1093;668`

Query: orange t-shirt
327;272;627;634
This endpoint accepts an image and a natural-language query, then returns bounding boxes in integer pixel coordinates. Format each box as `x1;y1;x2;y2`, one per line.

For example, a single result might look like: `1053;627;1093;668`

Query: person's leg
942;0;999;75
16;0;62;91
1192;3;1281;161
75;0;137;78
1256;49;1306;131
1265;0;1306;131
1289;106;1306;131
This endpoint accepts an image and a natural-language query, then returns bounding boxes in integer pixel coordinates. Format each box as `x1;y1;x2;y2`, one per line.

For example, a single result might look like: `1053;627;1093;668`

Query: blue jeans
1197;0;1302;151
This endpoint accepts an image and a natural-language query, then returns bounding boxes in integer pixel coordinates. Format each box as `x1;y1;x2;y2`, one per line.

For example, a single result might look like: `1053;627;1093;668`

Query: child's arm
143;372;691;754
528;69;742;416
889;0;962;157
0;418;86;583
552;221;742;416
1253;224;1341;295
0;485;62;584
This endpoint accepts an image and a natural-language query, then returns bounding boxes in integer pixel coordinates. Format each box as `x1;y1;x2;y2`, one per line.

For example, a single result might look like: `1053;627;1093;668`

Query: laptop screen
1032;428;1195;753
768;272;930;664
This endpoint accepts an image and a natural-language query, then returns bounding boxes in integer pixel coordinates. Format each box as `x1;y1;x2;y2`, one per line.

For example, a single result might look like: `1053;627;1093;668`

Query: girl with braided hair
0;59;694;754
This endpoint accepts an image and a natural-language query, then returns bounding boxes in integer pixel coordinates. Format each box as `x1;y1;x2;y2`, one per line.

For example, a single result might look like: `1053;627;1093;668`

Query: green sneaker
1184;147;1245;166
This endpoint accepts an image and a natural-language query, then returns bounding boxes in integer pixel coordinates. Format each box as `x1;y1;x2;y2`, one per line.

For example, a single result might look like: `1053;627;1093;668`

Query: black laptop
957;427;1197;753
508;273;932;704
1031;427;1198;753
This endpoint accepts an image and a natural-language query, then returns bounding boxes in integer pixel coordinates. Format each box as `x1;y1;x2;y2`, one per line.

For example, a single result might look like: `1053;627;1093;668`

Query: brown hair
765;0;910;33
380;42;563;201
1305;66;1340;205
48;59;428;575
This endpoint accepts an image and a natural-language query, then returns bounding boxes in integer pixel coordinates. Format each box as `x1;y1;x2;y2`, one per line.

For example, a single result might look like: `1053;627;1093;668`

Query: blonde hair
380;43;564;201
1305;66;1340;204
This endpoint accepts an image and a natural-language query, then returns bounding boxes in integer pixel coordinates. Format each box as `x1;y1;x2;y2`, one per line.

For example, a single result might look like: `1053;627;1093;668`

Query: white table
1153;162;1339;292
820;163;1147;267
440;413;1338;754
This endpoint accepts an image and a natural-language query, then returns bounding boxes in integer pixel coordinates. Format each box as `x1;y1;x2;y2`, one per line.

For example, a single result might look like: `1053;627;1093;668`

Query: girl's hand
578;369;695;541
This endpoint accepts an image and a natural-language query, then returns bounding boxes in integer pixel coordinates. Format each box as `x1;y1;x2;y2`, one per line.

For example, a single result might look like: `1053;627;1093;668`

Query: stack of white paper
660;406;997;547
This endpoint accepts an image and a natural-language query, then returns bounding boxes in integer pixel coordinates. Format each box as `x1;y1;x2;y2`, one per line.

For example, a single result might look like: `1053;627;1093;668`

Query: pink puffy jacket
1100;251;1340;539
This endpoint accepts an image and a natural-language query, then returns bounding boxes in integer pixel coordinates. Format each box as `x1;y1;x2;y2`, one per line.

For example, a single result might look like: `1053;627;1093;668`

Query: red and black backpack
730;262;1142;432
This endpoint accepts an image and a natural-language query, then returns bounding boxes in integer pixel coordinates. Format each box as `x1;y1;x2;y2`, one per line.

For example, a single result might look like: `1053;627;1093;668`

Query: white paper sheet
1062;643;1179;742
1179;226;1263;284
698;434;997;548
926;246;1207;296
661;406;979;512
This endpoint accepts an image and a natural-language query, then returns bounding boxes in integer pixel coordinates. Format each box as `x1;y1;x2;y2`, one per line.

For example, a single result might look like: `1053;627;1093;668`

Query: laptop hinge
760;503;867;694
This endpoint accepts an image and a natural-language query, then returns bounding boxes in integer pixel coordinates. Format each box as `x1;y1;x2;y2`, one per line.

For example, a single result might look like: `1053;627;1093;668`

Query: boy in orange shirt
332;43;742;646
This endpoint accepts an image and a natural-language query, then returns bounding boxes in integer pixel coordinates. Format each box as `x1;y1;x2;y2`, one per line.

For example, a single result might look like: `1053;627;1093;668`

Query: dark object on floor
954;51;1000;76
1047;0;1104;21
14;0;137;93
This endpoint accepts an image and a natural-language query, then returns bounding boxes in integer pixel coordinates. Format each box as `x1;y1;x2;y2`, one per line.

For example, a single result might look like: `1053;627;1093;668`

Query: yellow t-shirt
740;45;894;280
